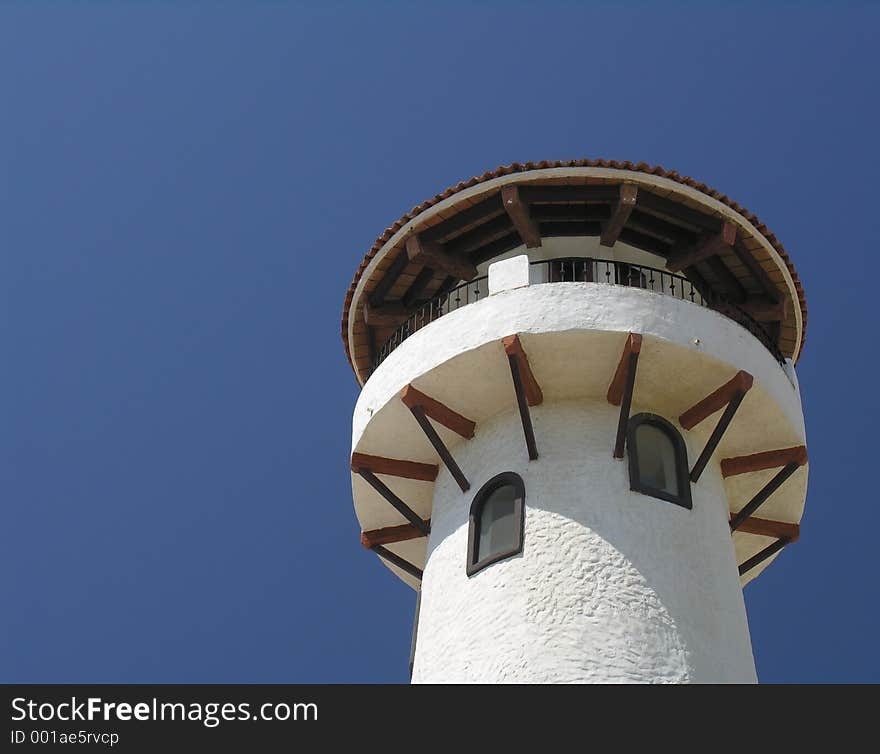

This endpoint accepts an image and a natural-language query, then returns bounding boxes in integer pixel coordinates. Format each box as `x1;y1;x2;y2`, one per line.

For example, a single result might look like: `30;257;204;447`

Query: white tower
342;160;808;683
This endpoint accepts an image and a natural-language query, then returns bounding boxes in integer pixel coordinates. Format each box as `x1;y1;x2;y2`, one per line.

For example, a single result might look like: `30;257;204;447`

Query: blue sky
1;3;878;683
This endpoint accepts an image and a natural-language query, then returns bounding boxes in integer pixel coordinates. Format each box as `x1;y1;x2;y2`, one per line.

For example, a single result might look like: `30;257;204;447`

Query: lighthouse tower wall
411;402;757;683
350;277;806;684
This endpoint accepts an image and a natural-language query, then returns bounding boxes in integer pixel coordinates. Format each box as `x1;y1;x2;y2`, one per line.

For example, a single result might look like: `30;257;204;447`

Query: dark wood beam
350;452;439;482
721;446;808;477
538;220;603;238
400;384;476;439
471;232;524;265
738;536;791;576
617;228;673;257
363;301;410;328
689;389;749;483
530;204;610;222
519;185;619;204
361;522;429;549
707;256;747;303
501;185;541;248
607;333;643;406
421;193;505;245
407;404;470;492
637;190;723;233
356;468;431;536
402;267;436;308
667;221;737;272
368;250;410;307
502;335;543;406
739;296;789;322
733;242;781;302
731;516;799;543
600;184;638;247
608;333;642;459
729;461;801;532
406;234;477;281
444;214;516;257
372;544;424;581
679;370;754;430
626;209;698;246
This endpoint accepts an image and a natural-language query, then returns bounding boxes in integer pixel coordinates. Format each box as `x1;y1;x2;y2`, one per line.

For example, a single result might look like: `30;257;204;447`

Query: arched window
466;472;526;576
626;413;692;509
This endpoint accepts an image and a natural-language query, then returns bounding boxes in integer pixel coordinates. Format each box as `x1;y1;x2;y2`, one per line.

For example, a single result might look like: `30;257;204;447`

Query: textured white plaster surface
411;403;758;684
488;254;530;295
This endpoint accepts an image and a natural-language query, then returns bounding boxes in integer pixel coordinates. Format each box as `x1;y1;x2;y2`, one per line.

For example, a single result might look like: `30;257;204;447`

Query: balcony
371;257;785;372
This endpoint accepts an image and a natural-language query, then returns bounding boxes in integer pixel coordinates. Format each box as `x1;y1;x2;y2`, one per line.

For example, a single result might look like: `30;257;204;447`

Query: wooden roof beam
350;452;439;482
372;545;423;581
729;461;801;532
721;446;807;477
738;536;791;577
600;184;638;247
733;243;781;302
406;234;477;281
739;296;790;323
667;221;737;273
607;333;642;459
503;335;541;460
679;370;754;430
502;335;543;406
368;251;410;307
355;468;431;536
361;522;429;549
501;185;542;249
400;385;476;439
363;301;410;328
731;516;800;543
707;256;747;303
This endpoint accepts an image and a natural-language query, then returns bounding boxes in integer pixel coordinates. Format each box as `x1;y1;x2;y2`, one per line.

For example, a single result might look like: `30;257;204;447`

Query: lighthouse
341;160;808;683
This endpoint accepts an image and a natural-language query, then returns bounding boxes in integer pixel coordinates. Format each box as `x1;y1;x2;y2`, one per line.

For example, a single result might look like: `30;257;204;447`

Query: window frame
626;412;693;510
466;472;526;576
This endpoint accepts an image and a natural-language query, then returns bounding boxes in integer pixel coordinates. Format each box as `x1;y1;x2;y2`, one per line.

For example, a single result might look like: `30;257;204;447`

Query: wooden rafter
501;185;541;248
707;256;747;303
519;185;619;204
400;385;473;493
421;193;505;245
400;385;476;438
362;301;410;328
402;267;436;308
682;370;753;483
355;468;431;536
350;452;439;482
503;335;541;460
679;370;754;430
600;184;638;247
739;296;789;323
731;516;799;542
721;446;807;477
738;537;791;576
361;522;429;549
502;335;543;406
667;221;737;273
405;234;477;281
608;333;642;459
729;461;801;532
368;251;410;307
733;243;781;303
372;544;423;581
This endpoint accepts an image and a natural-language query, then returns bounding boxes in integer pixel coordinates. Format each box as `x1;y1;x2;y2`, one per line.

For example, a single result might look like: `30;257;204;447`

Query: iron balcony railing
371;257;785;370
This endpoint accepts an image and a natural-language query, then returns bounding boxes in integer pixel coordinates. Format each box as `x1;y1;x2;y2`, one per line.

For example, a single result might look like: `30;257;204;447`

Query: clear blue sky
2;3;878;683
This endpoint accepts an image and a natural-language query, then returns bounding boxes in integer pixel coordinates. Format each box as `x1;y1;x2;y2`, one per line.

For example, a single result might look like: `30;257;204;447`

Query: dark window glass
467;472;525;575
627;413;692;509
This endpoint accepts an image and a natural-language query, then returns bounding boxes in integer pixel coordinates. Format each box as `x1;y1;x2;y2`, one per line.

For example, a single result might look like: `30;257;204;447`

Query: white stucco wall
411;402;758;684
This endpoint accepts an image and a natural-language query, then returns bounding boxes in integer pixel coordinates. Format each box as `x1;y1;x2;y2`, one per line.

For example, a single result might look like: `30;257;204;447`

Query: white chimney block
488;254;530;295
